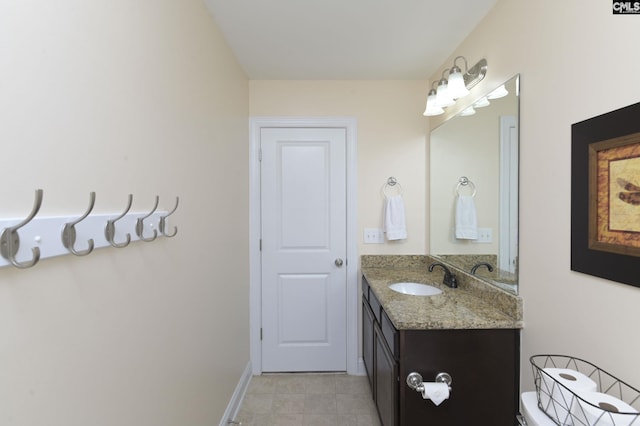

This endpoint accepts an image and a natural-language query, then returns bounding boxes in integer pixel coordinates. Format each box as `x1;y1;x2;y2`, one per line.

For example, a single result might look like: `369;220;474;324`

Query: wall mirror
429;75;520;294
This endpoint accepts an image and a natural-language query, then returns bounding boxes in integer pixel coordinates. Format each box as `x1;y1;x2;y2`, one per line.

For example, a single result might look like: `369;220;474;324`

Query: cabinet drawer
381;308;399;360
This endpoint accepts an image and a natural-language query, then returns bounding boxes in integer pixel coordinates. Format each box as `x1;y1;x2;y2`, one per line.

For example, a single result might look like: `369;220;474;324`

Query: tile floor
234;373;382;426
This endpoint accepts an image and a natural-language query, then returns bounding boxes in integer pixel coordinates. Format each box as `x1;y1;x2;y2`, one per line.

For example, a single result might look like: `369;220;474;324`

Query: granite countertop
362;255;523;331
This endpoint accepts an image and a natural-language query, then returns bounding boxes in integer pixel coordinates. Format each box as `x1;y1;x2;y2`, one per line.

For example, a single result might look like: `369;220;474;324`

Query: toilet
520;392;557;425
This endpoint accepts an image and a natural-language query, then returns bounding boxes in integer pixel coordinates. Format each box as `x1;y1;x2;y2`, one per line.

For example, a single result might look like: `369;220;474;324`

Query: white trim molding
249;117;359;375
219;361;252;426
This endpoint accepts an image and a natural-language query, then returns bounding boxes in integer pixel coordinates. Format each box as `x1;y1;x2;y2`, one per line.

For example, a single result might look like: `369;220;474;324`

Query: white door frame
249;117;359;375
499;115;518;274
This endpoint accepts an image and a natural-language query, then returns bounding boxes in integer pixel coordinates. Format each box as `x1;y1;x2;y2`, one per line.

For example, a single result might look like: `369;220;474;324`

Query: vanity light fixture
423;81;445;116
435;68;455;107
447;56;470;99
462;58;488;90
487;84;508;99
459;106;476;116
422;57;488;117
473;96;491;108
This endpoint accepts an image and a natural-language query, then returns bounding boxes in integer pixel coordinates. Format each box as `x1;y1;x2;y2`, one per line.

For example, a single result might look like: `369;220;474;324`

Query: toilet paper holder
406;371;453;393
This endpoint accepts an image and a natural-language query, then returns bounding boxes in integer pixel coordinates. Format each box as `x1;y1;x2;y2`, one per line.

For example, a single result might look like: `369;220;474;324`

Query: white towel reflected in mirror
455;195;478;239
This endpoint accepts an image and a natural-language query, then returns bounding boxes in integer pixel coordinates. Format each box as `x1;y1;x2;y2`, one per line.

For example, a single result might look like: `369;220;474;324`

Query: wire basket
531;355;640;425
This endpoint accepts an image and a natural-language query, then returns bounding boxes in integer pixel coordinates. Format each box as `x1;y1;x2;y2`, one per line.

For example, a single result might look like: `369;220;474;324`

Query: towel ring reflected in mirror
430;75;520;295
455;176;476;197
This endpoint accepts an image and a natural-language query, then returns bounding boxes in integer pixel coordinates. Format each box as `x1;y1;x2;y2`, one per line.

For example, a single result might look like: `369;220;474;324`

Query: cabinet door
399;329;519;425
362;300;375;392
375;323;398;426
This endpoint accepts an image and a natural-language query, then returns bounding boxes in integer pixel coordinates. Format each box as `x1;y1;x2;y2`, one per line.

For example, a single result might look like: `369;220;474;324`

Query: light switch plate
474;228;493;243
364;228;384;244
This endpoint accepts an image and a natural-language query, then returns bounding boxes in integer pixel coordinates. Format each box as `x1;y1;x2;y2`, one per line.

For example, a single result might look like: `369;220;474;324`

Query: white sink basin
388;282;442;296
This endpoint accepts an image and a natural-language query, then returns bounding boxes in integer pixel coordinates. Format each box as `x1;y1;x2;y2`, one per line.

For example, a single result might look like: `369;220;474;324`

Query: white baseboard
219;361;252;426
355;357;366;376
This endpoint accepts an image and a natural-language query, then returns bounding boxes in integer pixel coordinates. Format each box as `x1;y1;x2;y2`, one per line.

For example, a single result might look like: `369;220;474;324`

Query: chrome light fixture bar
463;58;487;91
423;57;487;117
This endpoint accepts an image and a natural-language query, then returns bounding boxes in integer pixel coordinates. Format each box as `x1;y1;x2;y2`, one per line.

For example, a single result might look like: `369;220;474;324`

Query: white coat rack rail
0;190;179;269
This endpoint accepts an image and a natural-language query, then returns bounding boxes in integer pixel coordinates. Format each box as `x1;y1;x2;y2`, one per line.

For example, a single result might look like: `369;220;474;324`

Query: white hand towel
384;195;407;241
455;195;478;239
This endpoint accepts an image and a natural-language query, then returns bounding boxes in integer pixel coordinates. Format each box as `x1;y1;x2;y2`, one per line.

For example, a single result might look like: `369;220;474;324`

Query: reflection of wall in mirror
430;78;518;256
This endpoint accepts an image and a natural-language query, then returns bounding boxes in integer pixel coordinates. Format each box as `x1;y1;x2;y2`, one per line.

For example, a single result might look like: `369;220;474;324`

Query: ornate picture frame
571;102;640;287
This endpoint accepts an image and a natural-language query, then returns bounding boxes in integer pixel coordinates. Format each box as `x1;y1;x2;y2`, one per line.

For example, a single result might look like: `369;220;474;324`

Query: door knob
335;258;344;267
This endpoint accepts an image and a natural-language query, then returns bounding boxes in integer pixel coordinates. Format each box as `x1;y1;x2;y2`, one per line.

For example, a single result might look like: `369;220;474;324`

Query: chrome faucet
470;262;494;275
428;262;458;288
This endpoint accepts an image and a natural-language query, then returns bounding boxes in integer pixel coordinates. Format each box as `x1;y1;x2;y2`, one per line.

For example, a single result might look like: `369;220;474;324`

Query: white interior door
499;115;518;273
260;127;347;372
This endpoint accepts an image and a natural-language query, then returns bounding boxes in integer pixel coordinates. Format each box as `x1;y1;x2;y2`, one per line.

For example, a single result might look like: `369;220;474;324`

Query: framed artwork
571;102;640;287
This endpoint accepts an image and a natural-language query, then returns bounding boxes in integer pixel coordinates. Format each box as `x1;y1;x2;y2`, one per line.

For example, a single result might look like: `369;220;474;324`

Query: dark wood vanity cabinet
363;277;398;425
374;321;398;426
362;276;520;426
362;296;375;391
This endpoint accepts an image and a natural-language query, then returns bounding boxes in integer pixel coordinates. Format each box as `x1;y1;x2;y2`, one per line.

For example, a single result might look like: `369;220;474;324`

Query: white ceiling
204;0;498;80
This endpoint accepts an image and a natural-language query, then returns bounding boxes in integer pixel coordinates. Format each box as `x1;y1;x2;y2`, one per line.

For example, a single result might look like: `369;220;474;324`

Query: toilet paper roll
540;368;597;425
571;391;638;426
421;382;449;406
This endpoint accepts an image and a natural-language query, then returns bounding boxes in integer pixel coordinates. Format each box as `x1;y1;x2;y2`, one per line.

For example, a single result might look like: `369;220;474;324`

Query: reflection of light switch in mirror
475;228;493;243
364;228;384;244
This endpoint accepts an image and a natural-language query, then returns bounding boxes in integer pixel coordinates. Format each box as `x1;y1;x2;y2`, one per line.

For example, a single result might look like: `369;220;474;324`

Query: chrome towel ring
455;176;476;197
382;176;403;197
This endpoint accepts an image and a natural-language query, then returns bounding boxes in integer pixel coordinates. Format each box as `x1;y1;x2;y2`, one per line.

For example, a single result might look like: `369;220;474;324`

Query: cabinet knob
335;258;344;267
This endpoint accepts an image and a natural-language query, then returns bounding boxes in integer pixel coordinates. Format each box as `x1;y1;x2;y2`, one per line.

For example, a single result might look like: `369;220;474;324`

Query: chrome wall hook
105;194;133;248
0;189;44;269
159;196;179;238
62;192;96;256
135;196;159;242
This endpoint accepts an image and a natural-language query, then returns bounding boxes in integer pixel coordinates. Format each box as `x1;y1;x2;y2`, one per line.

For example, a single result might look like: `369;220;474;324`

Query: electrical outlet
364;228;384;244
475;228;493;243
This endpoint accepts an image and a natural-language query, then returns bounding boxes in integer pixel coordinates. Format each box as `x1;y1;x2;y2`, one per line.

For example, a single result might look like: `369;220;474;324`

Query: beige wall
250;80;430;256
430;0;640;391
0;1;249;425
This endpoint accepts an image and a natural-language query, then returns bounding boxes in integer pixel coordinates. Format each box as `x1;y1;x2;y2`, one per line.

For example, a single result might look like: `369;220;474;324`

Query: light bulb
460;106;476;116
447;66;469;99
423;91;444;116
474;97;490;108
487;84;508;99
435;79;455;107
